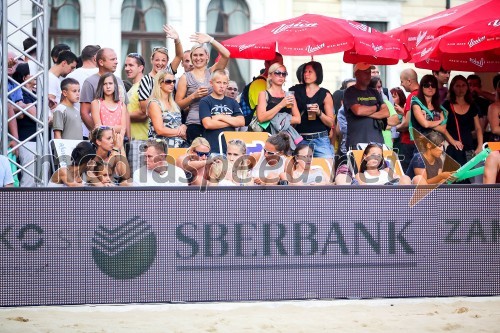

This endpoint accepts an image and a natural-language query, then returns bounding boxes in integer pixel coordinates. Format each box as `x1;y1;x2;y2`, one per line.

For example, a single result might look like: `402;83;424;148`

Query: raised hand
163;24;179;40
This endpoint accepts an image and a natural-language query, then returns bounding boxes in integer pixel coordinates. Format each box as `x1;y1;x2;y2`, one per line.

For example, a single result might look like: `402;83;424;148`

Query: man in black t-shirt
343;62;395;150
199;70;244;154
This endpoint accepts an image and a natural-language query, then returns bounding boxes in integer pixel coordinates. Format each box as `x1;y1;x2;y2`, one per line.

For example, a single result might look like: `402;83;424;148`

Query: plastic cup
285;91;295;108
307;104;316;120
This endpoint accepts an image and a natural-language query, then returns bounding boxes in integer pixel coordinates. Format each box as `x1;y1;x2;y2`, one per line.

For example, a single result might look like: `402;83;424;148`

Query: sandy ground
1;297;499;333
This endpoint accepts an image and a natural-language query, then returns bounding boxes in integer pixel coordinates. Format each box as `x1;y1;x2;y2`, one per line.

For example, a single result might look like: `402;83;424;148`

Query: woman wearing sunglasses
176;137;211;186
249;132;290;185
290;61;335;163
88;126;131;186
138;25;184;117
175;32;230;144
147;70;187;148
410;75;450;141
255;63;301;135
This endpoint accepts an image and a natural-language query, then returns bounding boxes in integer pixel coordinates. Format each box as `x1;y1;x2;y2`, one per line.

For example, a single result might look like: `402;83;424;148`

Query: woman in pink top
91;72;127;136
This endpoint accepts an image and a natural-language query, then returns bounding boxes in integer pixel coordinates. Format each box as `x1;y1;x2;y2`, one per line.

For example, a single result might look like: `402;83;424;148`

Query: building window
207;0;250;89
121;0;167;78
48;0;81;55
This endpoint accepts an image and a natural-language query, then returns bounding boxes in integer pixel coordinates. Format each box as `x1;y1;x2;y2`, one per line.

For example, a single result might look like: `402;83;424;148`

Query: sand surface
1;297;499;332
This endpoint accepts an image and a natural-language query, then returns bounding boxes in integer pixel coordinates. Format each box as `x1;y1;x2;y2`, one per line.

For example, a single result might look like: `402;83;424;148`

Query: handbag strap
450;103;462;143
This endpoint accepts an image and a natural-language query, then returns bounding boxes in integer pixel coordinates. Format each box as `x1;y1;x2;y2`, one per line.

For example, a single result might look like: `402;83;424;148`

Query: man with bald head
80;48;129;132
395;68;420;171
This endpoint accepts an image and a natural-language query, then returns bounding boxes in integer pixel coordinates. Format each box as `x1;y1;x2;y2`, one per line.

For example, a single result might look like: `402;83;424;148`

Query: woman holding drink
175;32;230;144
290;61;335;162
255;63;301;134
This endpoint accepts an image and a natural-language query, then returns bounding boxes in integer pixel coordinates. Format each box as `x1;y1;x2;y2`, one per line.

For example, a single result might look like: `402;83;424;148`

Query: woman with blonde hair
138;25;183;115
255;63;301;142
176;137;211;186
225;139;252;185
176;33;230;144
147;70;187;147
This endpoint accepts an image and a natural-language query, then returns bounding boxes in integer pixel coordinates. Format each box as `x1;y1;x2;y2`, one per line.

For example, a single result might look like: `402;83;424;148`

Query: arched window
121;0;167;78
48;0;81;55
207;0;250;90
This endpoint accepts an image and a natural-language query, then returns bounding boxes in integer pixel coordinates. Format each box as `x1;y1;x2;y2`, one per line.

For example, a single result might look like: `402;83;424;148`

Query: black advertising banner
0;186;498;306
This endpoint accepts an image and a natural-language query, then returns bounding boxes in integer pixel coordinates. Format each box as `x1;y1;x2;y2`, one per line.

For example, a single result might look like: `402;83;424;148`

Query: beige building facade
9;0;471;92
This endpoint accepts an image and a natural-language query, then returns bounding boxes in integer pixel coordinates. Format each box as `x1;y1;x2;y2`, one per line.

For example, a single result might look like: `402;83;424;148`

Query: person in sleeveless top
249;133;290;185
442;75;483;170
175;33;230;144
138;25;184;117
290;61;335;162
91;72;127;136
147;70;187;147
255;63;301;134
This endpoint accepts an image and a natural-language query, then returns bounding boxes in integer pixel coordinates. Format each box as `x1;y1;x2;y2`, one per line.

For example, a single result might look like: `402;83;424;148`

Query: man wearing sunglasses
133;139;187;186
199;70;244;153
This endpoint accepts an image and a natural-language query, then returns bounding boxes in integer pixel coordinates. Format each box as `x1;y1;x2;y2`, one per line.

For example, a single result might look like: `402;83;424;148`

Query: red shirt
400;90;418;144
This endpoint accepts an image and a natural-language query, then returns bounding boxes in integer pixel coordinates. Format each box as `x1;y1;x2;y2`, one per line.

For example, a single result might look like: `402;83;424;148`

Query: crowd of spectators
2;26;499;187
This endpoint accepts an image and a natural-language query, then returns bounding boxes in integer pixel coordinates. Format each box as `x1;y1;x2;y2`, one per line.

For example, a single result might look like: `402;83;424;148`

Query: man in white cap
343;62;396;150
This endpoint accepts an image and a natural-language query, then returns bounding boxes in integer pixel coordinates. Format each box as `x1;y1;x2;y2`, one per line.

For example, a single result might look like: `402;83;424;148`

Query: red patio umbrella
386;0;500;53
409;18;500;72
222;14;408;65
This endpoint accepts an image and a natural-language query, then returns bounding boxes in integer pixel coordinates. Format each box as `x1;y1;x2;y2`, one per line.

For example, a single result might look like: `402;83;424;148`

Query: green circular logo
92;216;157;280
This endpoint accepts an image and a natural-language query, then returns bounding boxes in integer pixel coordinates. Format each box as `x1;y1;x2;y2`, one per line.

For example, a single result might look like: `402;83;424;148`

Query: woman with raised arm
175;33;230;144
138;25;184;116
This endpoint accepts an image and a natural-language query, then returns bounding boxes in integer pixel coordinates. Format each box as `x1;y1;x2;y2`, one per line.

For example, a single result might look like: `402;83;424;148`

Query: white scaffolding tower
1;0;50;186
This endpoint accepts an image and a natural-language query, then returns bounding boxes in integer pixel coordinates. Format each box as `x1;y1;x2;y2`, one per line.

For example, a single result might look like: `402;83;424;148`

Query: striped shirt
138;64;175;102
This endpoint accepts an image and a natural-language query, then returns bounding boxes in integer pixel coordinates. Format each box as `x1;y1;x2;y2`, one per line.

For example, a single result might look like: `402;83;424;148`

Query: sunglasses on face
127;53;145;66
264;148;279;156
274;71;288;77
422;82;436;89
194;150;210;157
163;79;176;85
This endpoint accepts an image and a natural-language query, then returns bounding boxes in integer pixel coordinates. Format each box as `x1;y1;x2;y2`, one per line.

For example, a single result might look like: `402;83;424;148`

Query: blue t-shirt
7;81;23;103
199;95;243;153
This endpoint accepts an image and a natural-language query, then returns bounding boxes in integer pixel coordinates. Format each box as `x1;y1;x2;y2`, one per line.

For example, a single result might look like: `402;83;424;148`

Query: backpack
240;75;266;126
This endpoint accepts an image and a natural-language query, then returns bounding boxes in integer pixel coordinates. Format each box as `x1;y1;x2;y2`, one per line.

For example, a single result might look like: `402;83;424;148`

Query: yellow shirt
248;77;267;110
128;81;149;140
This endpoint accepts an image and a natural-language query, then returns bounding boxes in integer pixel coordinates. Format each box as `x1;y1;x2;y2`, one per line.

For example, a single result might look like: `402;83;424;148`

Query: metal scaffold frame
1;0;49;186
